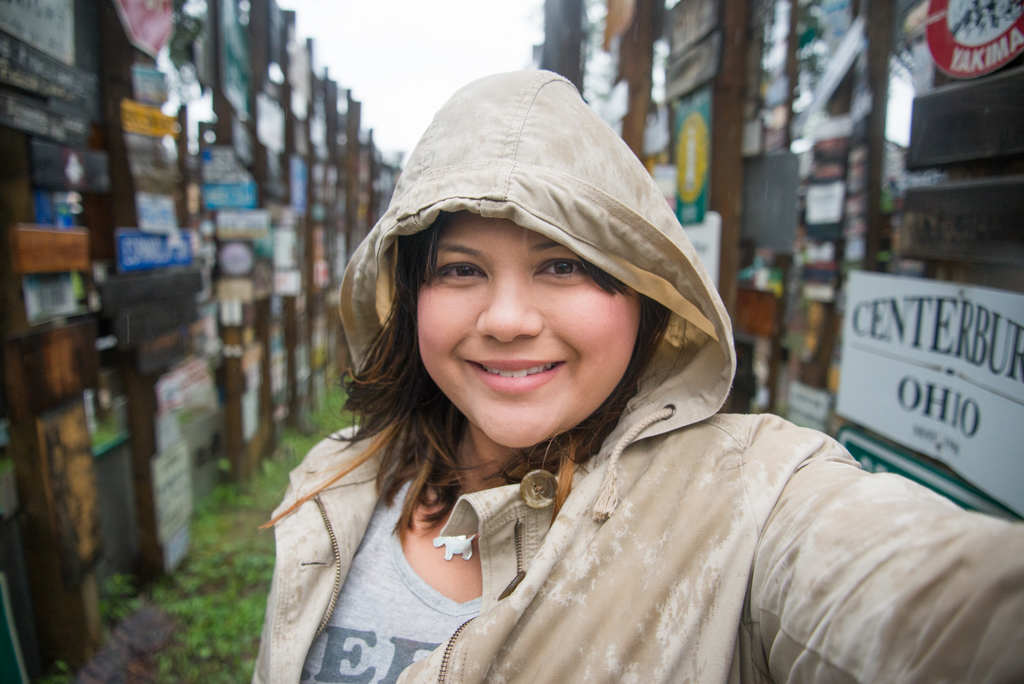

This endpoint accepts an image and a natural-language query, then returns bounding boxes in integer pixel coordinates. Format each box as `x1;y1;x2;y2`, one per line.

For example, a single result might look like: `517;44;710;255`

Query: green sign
838;426;1019;520
674;85;711;226
221;0;251;119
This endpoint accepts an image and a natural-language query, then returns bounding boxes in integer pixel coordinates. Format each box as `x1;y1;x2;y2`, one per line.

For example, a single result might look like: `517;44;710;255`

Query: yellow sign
676;111;708;204
120;98;178;138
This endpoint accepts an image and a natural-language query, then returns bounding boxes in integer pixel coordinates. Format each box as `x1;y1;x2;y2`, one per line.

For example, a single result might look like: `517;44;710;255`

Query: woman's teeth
481;363;555;378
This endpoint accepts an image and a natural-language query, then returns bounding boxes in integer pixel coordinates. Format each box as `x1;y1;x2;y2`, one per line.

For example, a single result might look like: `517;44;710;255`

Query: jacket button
520;470;557;508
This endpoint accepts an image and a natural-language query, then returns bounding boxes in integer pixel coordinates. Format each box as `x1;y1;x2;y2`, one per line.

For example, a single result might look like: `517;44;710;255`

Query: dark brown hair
268;213;670;533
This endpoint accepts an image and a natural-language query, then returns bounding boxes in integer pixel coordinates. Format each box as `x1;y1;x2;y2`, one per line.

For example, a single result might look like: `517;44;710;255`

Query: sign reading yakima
927;0;1024;78
837;272;1024;516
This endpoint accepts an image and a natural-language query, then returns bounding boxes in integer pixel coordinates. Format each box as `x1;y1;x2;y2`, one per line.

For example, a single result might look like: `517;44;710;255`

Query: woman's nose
476;279;544;342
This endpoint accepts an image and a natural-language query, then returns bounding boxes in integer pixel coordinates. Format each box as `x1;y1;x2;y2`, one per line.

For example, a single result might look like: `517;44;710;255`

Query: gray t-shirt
301;484;481;683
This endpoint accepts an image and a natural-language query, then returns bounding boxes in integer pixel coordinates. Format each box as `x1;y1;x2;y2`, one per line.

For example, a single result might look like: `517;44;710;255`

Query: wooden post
863;0;893;273
617;0;663;158
96;0;175;575
708;0;748;317
345;91;362;254
542;0;585;92
249;0;278;459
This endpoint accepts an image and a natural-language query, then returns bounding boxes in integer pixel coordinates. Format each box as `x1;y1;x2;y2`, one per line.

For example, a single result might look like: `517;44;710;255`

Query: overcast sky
275;0;545;159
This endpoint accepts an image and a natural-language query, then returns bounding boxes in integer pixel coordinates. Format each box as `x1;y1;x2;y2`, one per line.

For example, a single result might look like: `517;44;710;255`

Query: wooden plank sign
0;30;97;108
0;90;88;147
97;268;203;314
3;319;98;422
666;31;721;101
900;176;1024;264
29;139;110;193
136;329;188;375
9;225;89;274
907;66;1024;169
36;400;102;588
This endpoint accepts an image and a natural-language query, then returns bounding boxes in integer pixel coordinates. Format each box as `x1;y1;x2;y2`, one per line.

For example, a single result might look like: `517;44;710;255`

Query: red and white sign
113;0;173;58
927;0;1024;78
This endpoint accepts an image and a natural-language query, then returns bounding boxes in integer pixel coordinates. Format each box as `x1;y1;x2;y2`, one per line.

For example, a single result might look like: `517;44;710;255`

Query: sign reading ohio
837;272;1024;516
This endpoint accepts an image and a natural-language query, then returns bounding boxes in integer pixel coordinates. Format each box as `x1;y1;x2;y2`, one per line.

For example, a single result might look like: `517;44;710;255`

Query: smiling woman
254;71;1024;684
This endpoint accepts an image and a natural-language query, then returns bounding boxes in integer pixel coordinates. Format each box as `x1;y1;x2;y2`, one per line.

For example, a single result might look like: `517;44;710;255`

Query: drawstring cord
592;405;676;522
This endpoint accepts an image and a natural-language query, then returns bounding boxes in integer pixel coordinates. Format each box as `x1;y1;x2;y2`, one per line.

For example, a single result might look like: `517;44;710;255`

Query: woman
254;71;1024;684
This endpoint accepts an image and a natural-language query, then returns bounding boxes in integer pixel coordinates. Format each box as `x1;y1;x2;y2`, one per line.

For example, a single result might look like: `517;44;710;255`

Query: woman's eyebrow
437;242;482;257
530;240;565;252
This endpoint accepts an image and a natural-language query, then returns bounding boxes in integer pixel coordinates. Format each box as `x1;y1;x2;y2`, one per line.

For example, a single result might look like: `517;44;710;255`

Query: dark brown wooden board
8;225;90;274
735;287;778;338
97;268;203;314
112;296;198;349
3;319;98;422
29;139;110;193
35;400;102;588
907;65;1024;169
0;29;98;108
0;90;89;148
900;175;1024;264
135;328;188;375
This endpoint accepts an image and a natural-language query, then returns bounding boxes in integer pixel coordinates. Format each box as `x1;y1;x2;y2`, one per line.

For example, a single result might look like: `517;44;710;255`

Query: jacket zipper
438;617;473;684
440;518;525;683
498;518;526;600
313;495;343;639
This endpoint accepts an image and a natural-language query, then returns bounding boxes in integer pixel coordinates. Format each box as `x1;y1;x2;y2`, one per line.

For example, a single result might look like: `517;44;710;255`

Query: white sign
273;227;297;269
216;209;271;240
837;272;1024;516
163;523;189;573
256;91;285;154
136;191;177;231
151;440;193;544
788;381;833;432
805;181;846;225
274;269;302;296
22;273;77;323
682;210;721;290
0;0;74;64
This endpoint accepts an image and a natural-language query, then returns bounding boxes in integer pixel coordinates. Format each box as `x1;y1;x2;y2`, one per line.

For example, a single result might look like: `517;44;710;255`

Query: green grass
33;384;353;684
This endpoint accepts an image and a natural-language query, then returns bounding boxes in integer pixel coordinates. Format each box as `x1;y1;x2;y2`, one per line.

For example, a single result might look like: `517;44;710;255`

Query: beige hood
340;70;735;440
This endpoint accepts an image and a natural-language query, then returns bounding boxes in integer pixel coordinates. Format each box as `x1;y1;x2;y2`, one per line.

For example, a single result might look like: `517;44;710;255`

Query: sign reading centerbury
837;272;1024;516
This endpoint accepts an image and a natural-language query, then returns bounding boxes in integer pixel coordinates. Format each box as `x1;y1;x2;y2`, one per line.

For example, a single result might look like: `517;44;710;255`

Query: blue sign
290;155;307;214
203;181;257;210
115;229;193;273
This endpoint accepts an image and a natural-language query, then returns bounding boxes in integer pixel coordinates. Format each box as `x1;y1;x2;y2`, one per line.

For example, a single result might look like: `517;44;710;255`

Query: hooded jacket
254;71;1024;684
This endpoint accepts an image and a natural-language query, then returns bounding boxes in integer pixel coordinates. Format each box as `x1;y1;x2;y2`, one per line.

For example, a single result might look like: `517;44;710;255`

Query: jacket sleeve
251;479;297;684
748;436;1024;684
251;554;277;684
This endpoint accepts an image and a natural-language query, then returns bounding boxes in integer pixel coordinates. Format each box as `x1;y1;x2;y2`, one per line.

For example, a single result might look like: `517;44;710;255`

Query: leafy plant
99;573;141;625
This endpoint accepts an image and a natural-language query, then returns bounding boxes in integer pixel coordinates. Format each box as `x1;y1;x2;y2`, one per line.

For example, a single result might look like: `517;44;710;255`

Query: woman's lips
470;361;562;394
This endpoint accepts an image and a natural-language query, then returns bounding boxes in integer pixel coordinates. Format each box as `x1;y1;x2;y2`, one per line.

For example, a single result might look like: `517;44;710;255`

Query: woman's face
417;214;641;461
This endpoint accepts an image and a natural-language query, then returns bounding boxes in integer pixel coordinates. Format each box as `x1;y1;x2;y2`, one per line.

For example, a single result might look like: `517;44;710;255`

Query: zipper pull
498;570;526;601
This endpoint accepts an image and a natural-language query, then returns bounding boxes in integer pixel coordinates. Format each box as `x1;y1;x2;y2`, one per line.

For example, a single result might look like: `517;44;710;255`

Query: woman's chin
473;421;564;453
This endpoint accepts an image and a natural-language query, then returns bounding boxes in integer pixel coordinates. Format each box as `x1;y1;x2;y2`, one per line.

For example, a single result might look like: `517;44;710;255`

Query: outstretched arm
750;453;1024;683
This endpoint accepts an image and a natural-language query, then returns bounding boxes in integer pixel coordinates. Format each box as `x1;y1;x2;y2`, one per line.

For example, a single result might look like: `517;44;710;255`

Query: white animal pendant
433;534;475;561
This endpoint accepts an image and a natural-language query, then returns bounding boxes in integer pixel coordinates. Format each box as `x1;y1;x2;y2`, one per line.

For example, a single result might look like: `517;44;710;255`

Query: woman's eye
438;263;482;278
543;259;582;276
